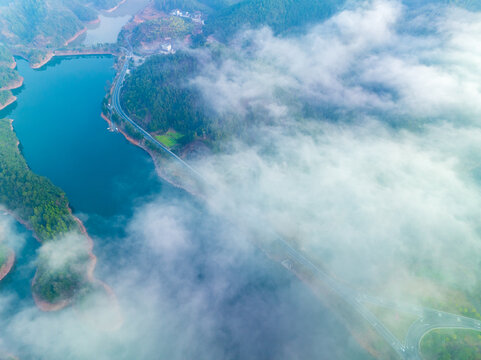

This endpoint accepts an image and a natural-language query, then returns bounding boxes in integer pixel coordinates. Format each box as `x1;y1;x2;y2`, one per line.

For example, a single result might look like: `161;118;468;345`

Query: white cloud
194;0;481;122
4;0;481;358
187;0;481;302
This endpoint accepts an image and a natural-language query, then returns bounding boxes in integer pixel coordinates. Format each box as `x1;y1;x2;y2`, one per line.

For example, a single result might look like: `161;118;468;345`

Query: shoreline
55;49;116;57
105;0;127;13
101;112;139;146
31;212;115;312
31;52;54;69
0;250;15;281
64;27;88;47
0;76;24;91
29;27;93;69
86;17;101;25
0;95;17;111
32;280;71;312
73;206;123;330
101;112;202;195
5;122;110;312
30;50;116;70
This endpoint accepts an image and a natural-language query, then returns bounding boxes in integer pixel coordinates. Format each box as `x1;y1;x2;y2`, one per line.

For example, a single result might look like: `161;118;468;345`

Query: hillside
0;0;124;108
0;118;93;306
153;0;240;14
121;52;207;145
205;0;345;39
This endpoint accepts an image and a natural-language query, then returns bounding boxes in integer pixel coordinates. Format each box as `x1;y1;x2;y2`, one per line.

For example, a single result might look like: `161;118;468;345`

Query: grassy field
155;130;184;148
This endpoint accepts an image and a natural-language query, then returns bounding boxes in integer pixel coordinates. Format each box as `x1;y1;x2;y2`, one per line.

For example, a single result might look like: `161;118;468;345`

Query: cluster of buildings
170;9;204;25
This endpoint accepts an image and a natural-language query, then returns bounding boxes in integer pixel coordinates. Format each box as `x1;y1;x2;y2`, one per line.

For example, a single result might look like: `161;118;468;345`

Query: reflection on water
83;0;151;46
106;0;151;16
84;15;131;45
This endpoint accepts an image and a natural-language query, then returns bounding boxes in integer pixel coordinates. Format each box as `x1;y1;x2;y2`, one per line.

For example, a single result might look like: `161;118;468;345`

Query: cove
0;56;372;360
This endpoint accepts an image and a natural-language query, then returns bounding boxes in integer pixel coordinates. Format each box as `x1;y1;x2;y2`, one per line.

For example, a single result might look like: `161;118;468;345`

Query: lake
83;0;151;46
0;56;372;360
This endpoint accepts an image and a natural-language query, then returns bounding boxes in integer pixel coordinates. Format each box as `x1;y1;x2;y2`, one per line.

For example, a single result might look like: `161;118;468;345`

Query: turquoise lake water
0;56;372;360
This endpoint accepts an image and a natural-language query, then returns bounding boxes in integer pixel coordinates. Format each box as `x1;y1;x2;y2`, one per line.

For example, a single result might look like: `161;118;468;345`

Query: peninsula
0;118;100;310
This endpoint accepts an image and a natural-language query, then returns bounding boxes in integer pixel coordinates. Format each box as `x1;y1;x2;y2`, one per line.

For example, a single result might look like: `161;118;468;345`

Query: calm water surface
83;0;151;45
0;56;372;360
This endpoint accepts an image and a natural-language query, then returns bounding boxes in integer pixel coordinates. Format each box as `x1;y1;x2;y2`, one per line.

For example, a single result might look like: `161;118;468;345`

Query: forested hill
0;119;77;240
153;0;241;14
204;0;345;39
121;52;207;144
403;0;481;11
0;0;126;51
153;0;344;38
163;0;480;41
0;0;125;108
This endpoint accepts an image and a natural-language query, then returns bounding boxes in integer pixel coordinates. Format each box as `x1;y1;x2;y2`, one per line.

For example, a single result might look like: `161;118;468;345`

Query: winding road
277;237;481;359
110;45;481;360
111;46;202;179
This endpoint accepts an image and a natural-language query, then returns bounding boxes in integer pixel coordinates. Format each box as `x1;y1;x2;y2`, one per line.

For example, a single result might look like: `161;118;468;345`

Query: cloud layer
190;0;481;301
195;0;481;123
3;0;481;359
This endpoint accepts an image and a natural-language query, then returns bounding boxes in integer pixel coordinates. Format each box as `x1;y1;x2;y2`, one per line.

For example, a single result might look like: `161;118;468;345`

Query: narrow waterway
0;56;372;360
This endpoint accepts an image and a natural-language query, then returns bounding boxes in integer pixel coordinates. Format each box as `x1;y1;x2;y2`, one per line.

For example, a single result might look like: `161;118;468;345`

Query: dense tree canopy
421;329;481;360
205;0;344;39
0;119;77;240
0;66;21;89
121;52;207;144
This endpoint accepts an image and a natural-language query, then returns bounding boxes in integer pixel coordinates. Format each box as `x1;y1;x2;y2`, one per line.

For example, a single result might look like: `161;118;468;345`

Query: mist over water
188;0;481;303
0;56;371;359
83;0;151;46
2;0;481;358
84;15;131;45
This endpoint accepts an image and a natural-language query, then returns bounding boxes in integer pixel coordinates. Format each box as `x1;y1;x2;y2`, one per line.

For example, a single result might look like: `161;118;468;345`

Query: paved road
276;237;481;359
110;45;481;360
404;310;481;359
275;238;408;358
111;47;202;179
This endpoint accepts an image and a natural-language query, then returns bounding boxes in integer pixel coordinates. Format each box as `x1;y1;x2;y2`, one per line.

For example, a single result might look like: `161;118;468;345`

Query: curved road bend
111;48;481;360
111;50;203;179
275;234;481;360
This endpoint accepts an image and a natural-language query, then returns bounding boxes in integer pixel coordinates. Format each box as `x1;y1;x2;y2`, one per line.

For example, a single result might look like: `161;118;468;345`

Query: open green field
155;130;184;148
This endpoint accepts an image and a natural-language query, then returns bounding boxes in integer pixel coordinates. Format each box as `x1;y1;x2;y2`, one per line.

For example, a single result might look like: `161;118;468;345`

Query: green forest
153;0;345;39
0;90;13;107
121;52;207;144
0;243;10;269
0;118;93;302
131;16;194;45
0;67;21;89
33;252;90;303
119;0;351;152
1;0;83;46
205;0;344;39
0;0;127;51
0;45;13;66
120;48;289;150
421;329;481;360
0;119;77;240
